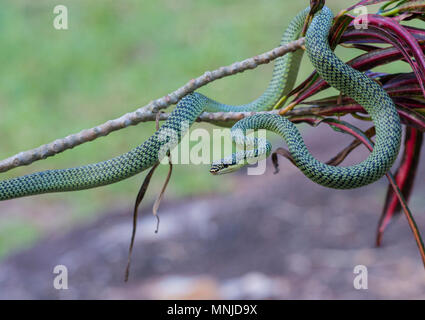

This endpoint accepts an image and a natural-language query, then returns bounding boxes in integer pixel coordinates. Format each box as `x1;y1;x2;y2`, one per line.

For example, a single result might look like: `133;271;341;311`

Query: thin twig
0;38;305;173
272;127;377;169
125;111;164;282
272;148;296;173
152;155;173;234
125;162;159;282
152;111;173;234
326;126;376;166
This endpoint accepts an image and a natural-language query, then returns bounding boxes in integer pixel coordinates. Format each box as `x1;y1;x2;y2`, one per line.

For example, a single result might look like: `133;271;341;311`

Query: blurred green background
0;0;409;258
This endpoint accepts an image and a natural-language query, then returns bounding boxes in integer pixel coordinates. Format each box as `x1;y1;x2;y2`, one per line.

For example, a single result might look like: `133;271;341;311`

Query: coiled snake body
211;6;402;188
0;6;401;201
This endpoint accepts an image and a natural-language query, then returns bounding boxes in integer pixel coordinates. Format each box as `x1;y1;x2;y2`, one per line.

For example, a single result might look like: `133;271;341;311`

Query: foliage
283;0;425;261
1;0;425;264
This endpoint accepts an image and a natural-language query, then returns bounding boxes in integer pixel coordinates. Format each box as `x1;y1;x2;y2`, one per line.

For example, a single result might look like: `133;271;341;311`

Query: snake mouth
209;167;221;175
210;162;231;175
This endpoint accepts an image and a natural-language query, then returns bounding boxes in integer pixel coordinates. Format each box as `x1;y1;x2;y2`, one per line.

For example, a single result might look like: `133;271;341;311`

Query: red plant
285;0;425;267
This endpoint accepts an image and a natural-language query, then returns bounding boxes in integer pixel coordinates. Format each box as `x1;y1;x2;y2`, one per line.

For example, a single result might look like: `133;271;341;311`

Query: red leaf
347;0;390;12
377;127;423;246
289;14;425;105
345;15;425;96
316;119;425;267
395;104;425;131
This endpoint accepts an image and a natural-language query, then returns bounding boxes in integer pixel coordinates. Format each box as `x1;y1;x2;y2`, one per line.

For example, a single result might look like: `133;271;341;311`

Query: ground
0;123;424;299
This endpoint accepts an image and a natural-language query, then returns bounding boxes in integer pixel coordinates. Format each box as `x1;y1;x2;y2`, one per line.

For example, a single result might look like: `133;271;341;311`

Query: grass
0;0;416;258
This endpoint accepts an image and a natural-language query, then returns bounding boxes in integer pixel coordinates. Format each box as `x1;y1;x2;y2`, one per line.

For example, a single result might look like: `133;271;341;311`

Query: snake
211;5;401;189
0;8;311;201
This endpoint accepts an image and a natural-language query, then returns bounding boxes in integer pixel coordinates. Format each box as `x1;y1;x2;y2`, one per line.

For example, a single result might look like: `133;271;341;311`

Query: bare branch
0;38;305;173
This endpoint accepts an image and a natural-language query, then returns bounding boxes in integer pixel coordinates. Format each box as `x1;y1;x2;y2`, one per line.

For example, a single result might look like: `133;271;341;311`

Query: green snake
211;6;401;188
0;6;401;201
0;8;308;201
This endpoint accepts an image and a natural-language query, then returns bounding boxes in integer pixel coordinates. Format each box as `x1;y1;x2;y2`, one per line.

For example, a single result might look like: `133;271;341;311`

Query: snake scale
0;6;401;201
211;6;402;188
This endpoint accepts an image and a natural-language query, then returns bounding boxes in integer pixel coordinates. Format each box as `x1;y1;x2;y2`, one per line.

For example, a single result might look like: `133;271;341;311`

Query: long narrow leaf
318;118;425;268
377;126;423;246
291;14;425;105
347;0;391;12
284;116;425;268
292;42;425;105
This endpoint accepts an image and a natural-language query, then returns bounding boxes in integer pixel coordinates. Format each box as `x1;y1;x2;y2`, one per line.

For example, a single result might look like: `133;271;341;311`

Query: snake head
210;163;231;175
210;154;244;175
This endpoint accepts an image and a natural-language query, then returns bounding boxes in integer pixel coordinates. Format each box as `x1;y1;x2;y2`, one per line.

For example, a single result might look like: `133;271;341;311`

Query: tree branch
0;38;305;173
